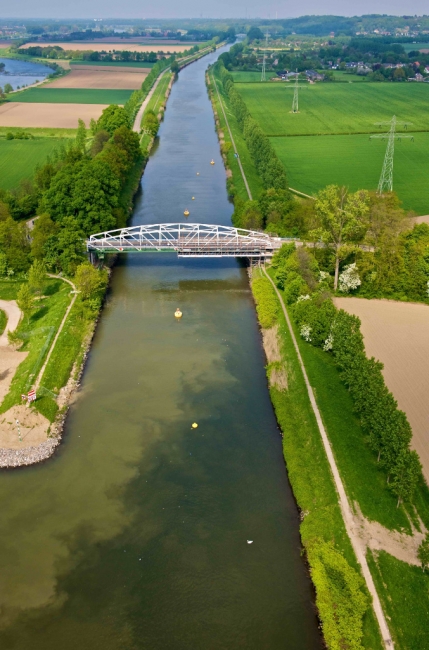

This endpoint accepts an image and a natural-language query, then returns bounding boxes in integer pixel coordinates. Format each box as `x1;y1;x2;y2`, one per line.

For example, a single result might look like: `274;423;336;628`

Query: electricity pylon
261;31;269;81
292;70;299;113
370;115;413;193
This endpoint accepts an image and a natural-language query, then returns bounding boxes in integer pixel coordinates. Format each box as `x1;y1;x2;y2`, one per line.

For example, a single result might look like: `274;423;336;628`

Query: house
305;70;324;81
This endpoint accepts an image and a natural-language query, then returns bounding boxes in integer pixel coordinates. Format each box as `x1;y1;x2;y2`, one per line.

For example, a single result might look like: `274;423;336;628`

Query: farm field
20;42;193;53
0;138;62;189
70;60;155;68
11;88;132;104
334;297;429;484
0;102;108;128
47;70;148;89
235;82;429;135
271;132;429;214
231;71;264;82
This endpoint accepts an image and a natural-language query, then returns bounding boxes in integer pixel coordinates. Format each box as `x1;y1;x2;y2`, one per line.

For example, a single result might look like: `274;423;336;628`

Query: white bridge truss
87;223;288;258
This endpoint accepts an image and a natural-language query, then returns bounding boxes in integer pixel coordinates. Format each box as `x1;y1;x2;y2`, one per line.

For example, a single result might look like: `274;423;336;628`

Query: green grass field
332;70;370;82
70;59;156;68
12;88;133;104
400;42;429;53
271;132;429;214
235;82;429;135
368;551;429;649
231;71;263;82
0;138;62;190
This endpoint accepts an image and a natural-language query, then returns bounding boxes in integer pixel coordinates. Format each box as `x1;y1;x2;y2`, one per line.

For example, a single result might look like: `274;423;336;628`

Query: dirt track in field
47;69;148;89
21;42;191;53
334;297;429;484
0;102;108;128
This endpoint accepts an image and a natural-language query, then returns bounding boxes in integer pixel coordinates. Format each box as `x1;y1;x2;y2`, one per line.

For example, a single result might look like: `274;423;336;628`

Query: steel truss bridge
87;223;290;258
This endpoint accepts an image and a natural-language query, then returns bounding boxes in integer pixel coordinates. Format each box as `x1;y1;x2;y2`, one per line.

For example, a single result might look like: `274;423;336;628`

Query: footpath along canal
0;46;322;649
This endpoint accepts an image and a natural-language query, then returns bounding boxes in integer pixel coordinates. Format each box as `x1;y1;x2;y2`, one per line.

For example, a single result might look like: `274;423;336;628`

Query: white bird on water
247;540;253;544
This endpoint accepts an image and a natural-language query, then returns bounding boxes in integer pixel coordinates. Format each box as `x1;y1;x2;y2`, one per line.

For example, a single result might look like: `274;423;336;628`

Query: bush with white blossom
300;324;312;342
323;333;334;352
297;294;311;303
339;263;361;293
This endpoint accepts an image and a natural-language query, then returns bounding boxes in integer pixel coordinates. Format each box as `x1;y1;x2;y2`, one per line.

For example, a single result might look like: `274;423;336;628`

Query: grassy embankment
251;269;383;649
233;82;429;214
0;278;92;423
11;88;133;104
207;68;264;202
139;71;173;150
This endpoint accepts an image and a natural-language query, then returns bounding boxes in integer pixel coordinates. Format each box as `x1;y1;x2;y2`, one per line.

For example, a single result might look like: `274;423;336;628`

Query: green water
0;47;322;649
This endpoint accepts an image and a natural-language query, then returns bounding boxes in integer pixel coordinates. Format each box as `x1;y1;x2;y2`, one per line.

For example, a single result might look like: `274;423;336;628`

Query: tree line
215;57;288;192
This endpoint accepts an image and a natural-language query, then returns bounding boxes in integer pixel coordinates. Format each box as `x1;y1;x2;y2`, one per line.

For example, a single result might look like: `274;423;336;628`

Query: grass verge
0;309;6;336
367;550;429;650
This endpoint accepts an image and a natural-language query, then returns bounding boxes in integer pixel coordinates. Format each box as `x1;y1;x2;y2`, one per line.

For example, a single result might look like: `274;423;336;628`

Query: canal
0;47;322;649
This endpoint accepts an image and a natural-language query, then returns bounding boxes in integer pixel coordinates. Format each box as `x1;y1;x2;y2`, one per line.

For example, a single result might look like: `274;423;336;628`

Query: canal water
0;48;322;649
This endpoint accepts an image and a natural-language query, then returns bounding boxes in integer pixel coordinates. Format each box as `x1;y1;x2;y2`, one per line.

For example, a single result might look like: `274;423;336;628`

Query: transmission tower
291;70;299;113
370;115;413;193
261;31;269;81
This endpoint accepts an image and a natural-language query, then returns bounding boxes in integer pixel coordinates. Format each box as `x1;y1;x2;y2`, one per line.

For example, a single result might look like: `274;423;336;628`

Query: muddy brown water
0;46;322;649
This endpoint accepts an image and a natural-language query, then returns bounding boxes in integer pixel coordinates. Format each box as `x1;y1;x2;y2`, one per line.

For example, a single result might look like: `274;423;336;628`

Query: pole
261;31;269;81
292;70;299;113
16;419;22;443
378;116;396;193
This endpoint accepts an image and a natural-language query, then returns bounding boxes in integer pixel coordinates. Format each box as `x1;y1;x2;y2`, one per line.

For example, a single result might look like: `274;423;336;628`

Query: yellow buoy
192;196;195;200
210;159;215;165
175;308;182;319
184;209;190;216
191;423;198;429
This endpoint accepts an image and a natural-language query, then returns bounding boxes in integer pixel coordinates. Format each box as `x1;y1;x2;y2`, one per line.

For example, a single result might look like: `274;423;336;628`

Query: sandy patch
70;64;151;73
0;102;109;128
410;215;429;225
21;42;191;53
0;405;49;449
0;348;28;404
47;69;148;90
0;300;22;346
334;297;429;484
261;324;288;391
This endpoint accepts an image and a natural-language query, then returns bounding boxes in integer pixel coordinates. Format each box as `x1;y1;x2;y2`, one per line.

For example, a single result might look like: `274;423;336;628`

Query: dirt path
0;299;22;346
262;268;394;649
133;66;170;133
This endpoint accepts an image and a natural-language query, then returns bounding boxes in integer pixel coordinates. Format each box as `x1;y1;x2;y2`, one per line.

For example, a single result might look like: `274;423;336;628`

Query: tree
43;217;86;276
247;26;264;42
418;534;429;572
393;66;406;81
96;105;130;135
90;129;110;157
75;118;87;152
311;185;370;290
74;262;108;301
28;260;46;296
390;449;421;507
17;283;34;315
31;214;59;260
170;60;179;73
0;216;30;272
4;83;12;94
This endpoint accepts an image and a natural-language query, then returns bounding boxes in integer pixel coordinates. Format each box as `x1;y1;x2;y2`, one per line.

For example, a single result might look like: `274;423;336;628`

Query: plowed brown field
0;102;108;128
334;297;429;483
21;42;191;53
47;70;148;89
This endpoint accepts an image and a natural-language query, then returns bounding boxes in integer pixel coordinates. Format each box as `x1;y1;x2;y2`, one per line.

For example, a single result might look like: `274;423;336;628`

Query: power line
261;31;269;82
370;115;413;193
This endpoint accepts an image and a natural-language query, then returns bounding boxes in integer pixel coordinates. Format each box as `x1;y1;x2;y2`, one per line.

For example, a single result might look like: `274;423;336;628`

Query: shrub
252;276;279;328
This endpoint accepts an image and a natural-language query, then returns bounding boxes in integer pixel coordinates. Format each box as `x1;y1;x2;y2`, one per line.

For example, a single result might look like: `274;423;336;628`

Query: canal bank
0;45;322;649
